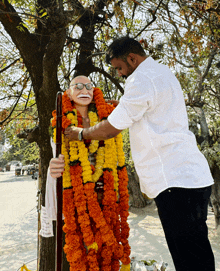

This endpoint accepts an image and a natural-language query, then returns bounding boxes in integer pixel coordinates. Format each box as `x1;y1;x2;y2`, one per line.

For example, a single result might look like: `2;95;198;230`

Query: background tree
1;137;39;164
0;1;162;270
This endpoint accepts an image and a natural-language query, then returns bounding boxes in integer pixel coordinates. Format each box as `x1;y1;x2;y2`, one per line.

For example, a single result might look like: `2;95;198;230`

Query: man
54;37;215;270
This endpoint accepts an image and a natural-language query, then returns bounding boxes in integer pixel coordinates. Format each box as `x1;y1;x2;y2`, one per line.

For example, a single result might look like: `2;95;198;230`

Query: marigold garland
51;87;130;270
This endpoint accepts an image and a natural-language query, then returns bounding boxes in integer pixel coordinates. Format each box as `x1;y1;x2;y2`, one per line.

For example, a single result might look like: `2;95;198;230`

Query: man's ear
127;53;138;66
66;89;72;101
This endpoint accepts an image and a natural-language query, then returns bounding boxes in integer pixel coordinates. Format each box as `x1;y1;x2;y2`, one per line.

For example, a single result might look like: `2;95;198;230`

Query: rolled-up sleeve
108;75;156;130
108;102;133;129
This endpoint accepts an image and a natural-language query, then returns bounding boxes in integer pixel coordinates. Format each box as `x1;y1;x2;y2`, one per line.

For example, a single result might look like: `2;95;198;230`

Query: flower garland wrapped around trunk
51;87;131;271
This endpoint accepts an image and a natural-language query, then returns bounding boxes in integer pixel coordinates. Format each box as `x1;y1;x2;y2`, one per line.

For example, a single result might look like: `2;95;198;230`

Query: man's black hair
106;36;146;64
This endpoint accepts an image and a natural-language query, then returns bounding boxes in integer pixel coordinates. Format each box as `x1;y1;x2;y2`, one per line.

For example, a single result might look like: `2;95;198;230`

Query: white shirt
108;57;214;198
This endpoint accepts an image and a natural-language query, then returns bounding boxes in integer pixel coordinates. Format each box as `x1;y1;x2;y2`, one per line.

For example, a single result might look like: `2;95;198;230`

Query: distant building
10;160;22;171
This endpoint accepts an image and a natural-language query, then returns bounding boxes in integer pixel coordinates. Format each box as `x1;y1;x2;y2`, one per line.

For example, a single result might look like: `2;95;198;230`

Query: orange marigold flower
52;110;57;117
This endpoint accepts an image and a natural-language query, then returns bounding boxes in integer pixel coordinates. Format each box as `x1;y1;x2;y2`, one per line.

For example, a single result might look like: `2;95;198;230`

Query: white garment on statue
45;138;96;221
108;57;214;199
45;138;58;221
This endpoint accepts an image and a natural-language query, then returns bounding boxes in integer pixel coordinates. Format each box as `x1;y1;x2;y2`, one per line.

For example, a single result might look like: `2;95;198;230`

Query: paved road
0;171;219;271
0;171;38;271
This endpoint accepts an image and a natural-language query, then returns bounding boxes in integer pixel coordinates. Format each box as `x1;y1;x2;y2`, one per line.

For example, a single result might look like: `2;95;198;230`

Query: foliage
202;142;220;170
2;129;39;164
122;128;135;172
0;127;5;144
0;155;7;167
0;100;38;166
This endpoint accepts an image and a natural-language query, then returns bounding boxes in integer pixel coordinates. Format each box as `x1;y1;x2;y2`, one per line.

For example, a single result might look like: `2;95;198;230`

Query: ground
128;202;220;270
0;171;219;271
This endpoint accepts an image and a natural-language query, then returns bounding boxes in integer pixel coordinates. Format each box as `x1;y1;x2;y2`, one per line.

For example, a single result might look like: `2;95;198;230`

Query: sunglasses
70;83;93;90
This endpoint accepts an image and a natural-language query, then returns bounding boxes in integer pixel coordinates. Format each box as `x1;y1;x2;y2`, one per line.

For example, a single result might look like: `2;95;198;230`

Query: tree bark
127;166;152;208
210;165;220;229
37;28;66;271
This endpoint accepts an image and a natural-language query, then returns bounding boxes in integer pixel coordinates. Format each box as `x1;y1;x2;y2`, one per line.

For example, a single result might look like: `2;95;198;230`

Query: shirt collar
126;56;155;83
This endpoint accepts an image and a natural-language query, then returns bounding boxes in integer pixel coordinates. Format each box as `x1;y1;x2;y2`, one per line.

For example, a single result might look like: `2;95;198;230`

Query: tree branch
134;15;157;39
0;0;40;63
134;0;163;38
17;126;39;143
0;58;19;73
93;66;124;94
40;28;66;99
194;47;218;103
0;88;23;125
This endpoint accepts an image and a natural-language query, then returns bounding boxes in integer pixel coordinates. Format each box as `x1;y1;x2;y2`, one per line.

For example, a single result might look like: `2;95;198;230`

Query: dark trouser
154;186;215;271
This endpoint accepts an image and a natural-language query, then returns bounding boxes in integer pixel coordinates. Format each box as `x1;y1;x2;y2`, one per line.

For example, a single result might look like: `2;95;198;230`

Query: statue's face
67;76;94;106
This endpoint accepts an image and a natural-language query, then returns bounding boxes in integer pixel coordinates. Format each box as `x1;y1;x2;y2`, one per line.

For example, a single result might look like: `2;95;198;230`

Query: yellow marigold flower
121;264;130;271
92;147;105;182
87;241;98;251
88;112;99;153
62;137;72;188
67;110;78;126
104;138;115;169
113;167;119;195
69;141;78;162
88;111;98;126
53;128;56;143
115;133;125;167
63;174;71;188
20;265;30;271
77;141;93;183
89;139;99;154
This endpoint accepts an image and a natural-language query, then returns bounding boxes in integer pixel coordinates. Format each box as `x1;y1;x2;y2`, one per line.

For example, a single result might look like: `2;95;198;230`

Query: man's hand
64;126;82;141
64;120;122;141
49;154;65;178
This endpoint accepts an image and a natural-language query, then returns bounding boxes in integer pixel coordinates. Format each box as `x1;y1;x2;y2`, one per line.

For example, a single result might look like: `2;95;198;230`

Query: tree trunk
127;166;153;208
210;165;220;229
38;223;70;271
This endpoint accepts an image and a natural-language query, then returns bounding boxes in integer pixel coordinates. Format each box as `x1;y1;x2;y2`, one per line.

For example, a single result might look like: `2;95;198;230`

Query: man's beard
122;62;134;79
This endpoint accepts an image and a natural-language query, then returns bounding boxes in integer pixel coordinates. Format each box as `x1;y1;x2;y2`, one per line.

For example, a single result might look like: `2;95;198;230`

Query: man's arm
64;120;123;141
